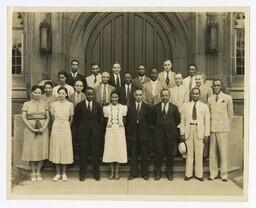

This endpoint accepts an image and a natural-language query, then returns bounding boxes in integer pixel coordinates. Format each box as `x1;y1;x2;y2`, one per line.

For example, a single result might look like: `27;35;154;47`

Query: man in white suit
95;71;115;106
208;79;233;182
183;64;197;92
194;74;213;104
86;63;102;89
180;87;210;181
169;73;189;112
158;59;176;89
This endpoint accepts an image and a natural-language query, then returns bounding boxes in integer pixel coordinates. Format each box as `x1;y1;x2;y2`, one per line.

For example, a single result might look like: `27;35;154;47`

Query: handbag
34;119;42;137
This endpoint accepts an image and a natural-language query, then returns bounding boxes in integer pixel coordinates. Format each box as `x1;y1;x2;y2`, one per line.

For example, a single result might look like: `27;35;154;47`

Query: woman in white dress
103;91;128;180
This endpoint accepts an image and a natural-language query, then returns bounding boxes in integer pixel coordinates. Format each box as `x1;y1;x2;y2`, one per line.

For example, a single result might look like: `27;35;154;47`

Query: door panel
85;13;172;77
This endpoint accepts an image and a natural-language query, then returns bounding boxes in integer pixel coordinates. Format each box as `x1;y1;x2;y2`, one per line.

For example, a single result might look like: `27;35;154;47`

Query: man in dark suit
132;64;150;89
73;87;103;181
119;73;136;106
126;89;151;180
152;89;181;181
109;62;123;92
66;59;87;89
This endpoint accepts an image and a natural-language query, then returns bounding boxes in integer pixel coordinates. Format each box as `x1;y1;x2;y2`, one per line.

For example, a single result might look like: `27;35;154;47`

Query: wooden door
85;12;172;77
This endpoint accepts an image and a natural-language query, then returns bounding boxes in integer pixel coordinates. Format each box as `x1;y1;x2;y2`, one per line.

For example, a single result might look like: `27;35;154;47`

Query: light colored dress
21;100;49;161
49;100;74;164
102;104;128;163
41;94;57;110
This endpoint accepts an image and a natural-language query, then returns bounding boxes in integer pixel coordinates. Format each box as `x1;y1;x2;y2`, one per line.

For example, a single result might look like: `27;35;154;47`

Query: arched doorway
84;13;173;76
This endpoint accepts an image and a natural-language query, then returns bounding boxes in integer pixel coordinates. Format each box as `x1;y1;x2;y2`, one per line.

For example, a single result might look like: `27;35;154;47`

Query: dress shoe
222;178;228;182
114;174;120;180
166;175;174;181
128;175;135;180
184;176;193;181
79;175;86;181
194;176;204;181
208;176;217;181
154;175;161;181
94;175;101;181
143;175;149;180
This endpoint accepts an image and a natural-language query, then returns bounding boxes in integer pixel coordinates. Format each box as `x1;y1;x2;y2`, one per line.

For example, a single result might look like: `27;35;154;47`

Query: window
12;43;22;74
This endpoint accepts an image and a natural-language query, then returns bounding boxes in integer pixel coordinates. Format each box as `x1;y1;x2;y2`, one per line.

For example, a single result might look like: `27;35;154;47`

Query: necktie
166;71;170;86
87;101;92;111
140;76;143;83
102;84;107;104
163;103;167;118
126;85;130;103
94;75;97;84
216;94;218;103
192;102;197;120
116;75;120;88
72;73;76;79
189;77;193;90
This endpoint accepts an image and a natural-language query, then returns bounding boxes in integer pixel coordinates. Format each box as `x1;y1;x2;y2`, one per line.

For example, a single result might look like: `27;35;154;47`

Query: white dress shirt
71;72;77;78
86;73;102;88
114;73;121;87
150;80;158;96
183;75;196;91
161;102;169;114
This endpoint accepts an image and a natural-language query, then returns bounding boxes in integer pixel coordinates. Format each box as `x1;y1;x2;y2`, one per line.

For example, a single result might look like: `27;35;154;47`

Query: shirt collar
71;72;77;77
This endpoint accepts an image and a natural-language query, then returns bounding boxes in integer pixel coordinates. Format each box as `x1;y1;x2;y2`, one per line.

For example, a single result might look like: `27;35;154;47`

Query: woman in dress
102;91;128;180
49;87;74;182
41;81;57;107
21;85;50;182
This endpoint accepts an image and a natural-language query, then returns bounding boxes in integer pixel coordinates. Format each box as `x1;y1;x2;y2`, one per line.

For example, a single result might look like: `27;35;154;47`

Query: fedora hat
178;142;187;155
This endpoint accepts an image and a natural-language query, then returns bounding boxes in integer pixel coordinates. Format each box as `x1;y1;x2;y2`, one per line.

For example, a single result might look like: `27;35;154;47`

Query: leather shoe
94;175;101;181
79;175;86;181
128;175;135;180
184;176;193;181
222;178;228;182
208;176;217;181
154;175;161;181
167;175;174;181
195;176;204;181
143;175;149;180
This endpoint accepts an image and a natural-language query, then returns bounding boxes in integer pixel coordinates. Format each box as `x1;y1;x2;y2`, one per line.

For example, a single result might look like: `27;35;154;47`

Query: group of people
21;58;234;183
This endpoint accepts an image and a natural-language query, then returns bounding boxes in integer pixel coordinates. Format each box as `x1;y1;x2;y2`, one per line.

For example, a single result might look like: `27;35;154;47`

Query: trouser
185;125;204;178
154;133;176;176
78;131;100;176
130;140;149;177
209;132;229;179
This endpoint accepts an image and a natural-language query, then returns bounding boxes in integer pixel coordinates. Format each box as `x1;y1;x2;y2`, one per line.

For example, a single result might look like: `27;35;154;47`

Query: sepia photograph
7;7;248;201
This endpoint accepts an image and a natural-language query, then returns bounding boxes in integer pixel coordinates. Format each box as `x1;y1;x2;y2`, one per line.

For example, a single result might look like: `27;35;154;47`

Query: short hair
187;64;197;69
160;88;170;95
101;71;110;76
58;71;68;79
85;87;95;93
110;90;120;98
112;61;121;66
212;79;223;86
163;59;172;64
43;81;54;88
137;64;145;69
150;67;158;73
57;86;68;94
71;59;79;65
190;87;201;94
74;80;84;86
174;73;183;78
91;62;99;67
31;85;42;93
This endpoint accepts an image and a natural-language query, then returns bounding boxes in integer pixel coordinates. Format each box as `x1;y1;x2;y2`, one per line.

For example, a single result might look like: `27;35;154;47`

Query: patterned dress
21;100;49;161
102;104;128;163
49;100;74;164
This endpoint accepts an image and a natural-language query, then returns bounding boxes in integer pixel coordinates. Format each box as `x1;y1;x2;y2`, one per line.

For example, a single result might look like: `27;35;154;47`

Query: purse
34;120;42;136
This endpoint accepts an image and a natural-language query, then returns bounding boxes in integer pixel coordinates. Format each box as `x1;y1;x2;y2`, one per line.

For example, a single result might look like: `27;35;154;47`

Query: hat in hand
178;142;187;155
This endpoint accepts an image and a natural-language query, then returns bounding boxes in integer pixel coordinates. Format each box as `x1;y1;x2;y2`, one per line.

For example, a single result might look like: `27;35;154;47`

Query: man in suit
142;68;165;107
66;59;87;89
152;89;180;181
109;62;122;92
86;63;102;89
132;64;150;89
158;59;176;89
126;89;151;180
119;73;136;106
180;87;210;181
68;80;86;107
183;64;197;92
169;73;189;112
208;79;233;182
73;87;103;181
95;71;116;106
195;74;213;104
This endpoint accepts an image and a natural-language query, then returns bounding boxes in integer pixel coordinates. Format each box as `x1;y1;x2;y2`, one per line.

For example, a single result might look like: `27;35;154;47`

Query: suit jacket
126;101;151;141
68;92;86;107
73;100;103;139
66;72;87;89
119;83;136;106
86;73;102;89
152;102;180;139
169;85;189;111
198;84;213;103
109;73;123;92
208;92;233;133
158;70;176;89
95;83;116;105
180;101;210;139
142;80;164;107
132;76;150;89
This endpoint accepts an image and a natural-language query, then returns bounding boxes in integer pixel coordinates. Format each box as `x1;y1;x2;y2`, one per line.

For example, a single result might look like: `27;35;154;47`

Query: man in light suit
158;59;176;89
169;73;189;112
86;63;102;89
109;62;123;92
208;79;233;182
95;71;116;106
180;87;210;181
195;74;213;104
132;64;150;89
183;64;197;92
142;68;165;107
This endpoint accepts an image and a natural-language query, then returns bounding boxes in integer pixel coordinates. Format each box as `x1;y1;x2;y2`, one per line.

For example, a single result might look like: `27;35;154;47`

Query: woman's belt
27;116;46;120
